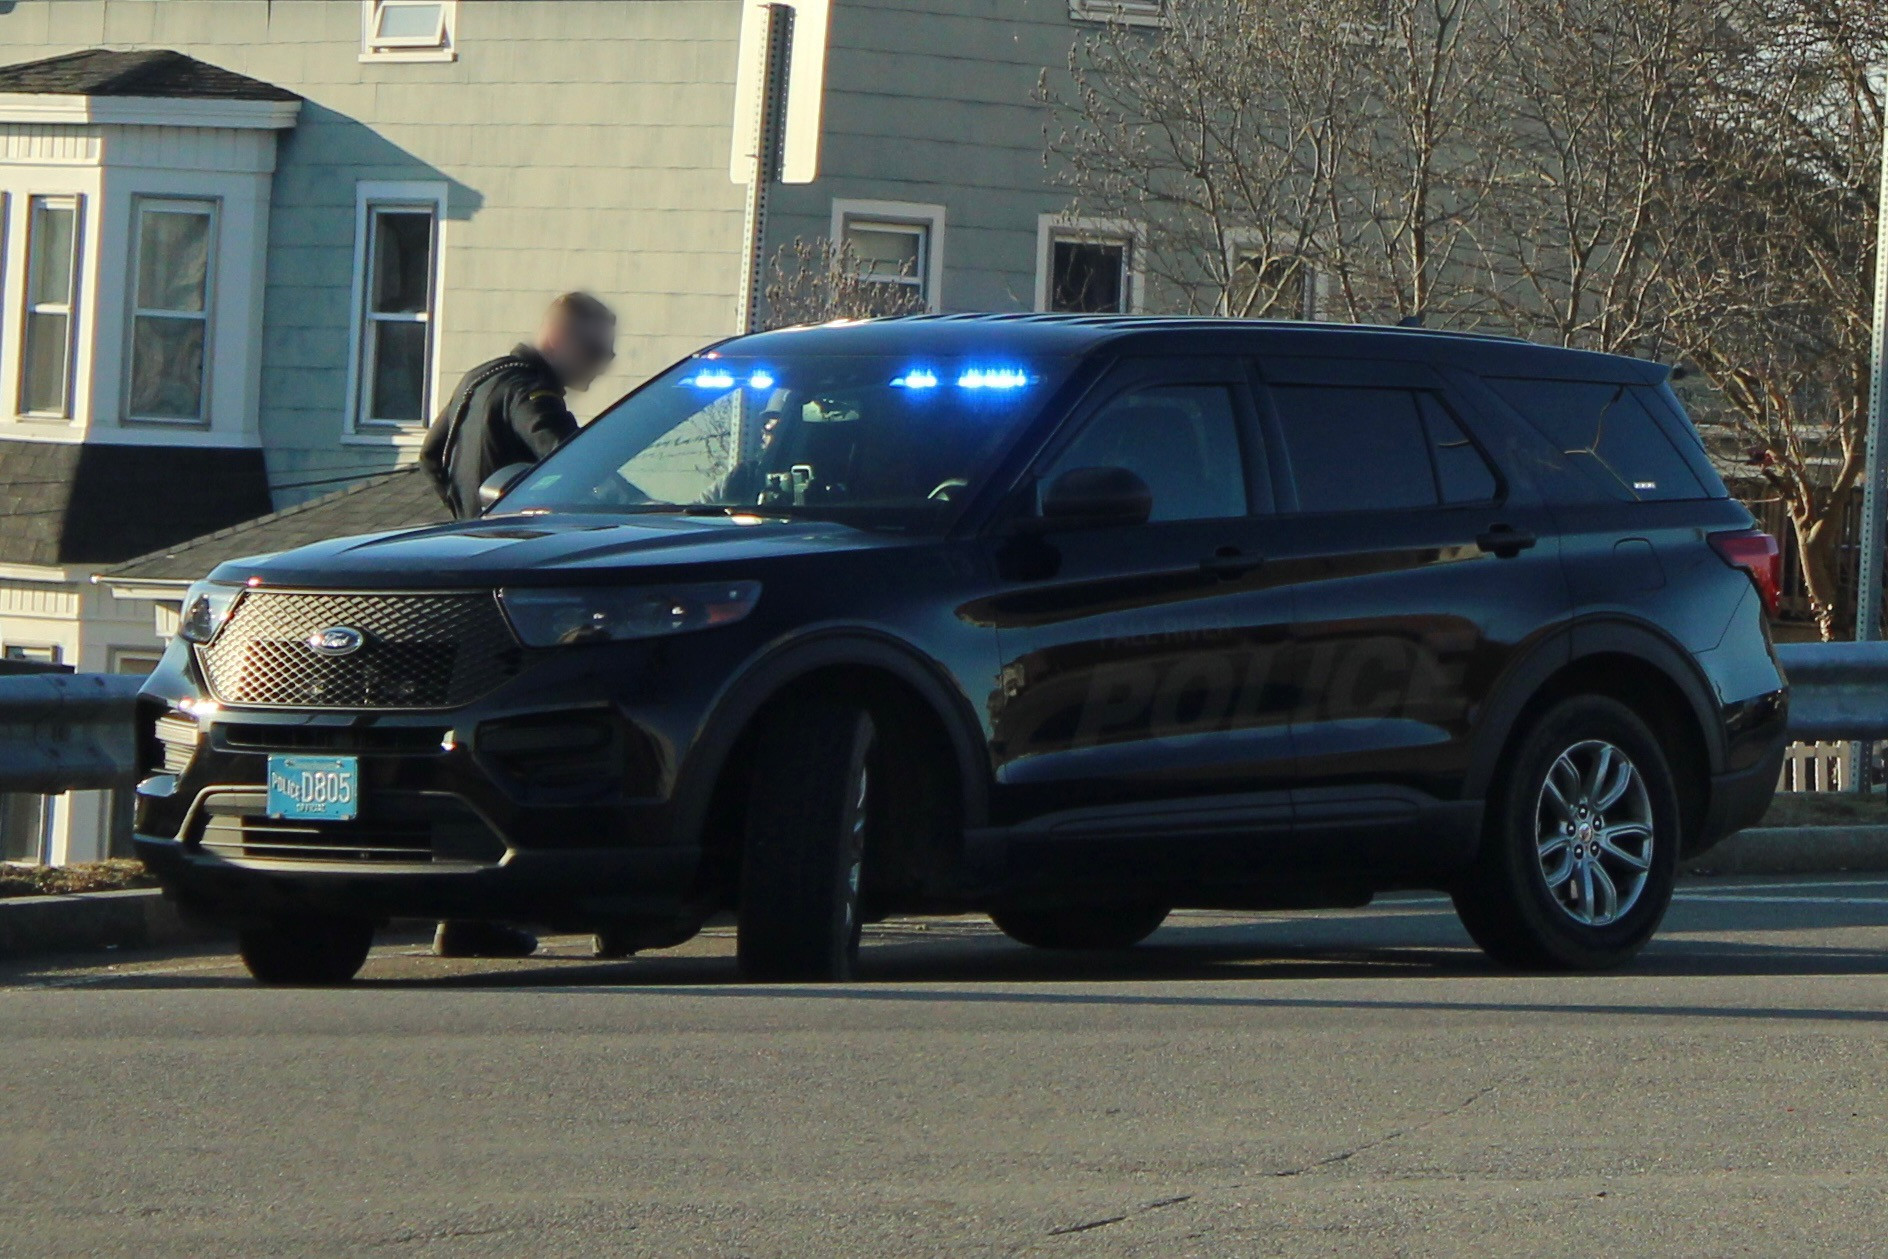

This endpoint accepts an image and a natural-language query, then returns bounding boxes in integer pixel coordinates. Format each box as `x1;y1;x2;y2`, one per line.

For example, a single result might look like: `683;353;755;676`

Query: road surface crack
1037;1082;1501;1244
1047;1194;1193;1237
1273;1080;1504;1178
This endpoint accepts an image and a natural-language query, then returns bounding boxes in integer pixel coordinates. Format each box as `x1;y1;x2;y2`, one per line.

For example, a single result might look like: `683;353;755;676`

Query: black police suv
135;315;1787;984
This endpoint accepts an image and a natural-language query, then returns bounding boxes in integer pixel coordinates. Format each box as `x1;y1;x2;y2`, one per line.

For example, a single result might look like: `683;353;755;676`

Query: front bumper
134;834;701;930
134;637;717;930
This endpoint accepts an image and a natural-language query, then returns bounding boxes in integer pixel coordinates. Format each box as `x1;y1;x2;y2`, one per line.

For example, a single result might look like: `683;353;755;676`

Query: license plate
266;755;359;822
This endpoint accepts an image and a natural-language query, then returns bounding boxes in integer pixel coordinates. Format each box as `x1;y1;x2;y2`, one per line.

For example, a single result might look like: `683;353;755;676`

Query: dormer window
18;195;81;418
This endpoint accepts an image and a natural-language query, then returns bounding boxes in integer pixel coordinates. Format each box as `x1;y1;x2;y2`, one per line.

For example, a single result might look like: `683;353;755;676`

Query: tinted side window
1629;383;1730;498
1269;385;1437;512
1417;394;1499;504
1484;377;1709;501
1047;384;1248;522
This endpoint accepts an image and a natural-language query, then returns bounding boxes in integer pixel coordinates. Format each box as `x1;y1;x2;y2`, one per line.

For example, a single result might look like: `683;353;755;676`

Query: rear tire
238;916;375;986
736;701;876;982
990;904;1169;951
1452;695;1680;971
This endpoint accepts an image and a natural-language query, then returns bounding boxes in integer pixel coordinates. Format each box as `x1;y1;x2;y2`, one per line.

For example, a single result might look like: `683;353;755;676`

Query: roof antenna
1396;312;1426;328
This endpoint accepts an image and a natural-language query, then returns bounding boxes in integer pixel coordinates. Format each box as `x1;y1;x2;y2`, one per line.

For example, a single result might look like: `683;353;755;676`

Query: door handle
1476;524;1538;558
1201;547;1265;578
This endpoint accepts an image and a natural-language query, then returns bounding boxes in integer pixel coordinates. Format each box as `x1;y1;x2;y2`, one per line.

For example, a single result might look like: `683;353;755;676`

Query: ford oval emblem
307;626;365;657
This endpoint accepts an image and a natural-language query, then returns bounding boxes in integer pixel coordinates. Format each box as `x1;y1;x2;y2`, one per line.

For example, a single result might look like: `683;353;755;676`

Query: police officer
419;293;616;958
420;291;618;519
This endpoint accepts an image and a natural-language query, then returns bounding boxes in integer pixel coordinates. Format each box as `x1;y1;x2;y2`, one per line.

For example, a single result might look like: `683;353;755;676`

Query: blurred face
541;312;617;391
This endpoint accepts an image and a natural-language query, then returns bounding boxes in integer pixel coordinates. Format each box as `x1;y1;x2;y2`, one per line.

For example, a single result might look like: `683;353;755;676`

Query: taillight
1709;529;1781;618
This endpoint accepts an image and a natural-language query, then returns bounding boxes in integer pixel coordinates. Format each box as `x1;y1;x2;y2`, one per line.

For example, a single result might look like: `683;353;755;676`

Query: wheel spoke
1578;863;1597;923
1590;863;1620;924
1540;849;1574;887
1594;758;1635;812
1598;824;1652;869
1542;759;1578;822
1583;744;1614;802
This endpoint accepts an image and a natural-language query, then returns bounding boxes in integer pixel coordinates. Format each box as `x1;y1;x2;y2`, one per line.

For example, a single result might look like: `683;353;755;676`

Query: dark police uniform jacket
419;344;578;519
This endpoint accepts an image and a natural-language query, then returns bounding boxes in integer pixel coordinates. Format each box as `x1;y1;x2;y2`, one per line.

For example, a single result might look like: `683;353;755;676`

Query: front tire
990;904;1170;951
238;916;375;986
736;701;876;982
1452;695;1681;971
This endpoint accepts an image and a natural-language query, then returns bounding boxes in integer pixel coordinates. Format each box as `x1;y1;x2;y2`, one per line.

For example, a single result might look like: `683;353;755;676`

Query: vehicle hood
208;512;910;589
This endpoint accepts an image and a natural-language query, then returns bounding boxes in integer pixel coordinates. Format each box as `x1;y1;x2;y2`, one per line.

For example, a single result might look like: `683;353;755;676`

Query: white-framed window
345;182;444;432
125;198;218;424
1036;216;1143;314
1069;0;1170;25
18;194;82;418
830;199;946;310
360;0;458;63
108;647;163;675
2;644;61;665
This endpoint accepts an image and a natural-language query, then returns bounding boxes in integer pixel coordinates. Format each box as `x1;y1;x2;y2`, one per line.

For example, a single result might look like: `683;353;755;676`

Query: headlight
500;581;762;647
177;581;243;644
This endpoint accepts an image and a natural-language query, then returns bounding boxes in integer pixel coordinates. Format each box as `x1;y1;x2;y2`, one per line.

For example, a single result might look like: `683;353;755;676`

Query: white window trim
343;181;447;444
360;0;459;64
1069;0;1170;26
829;199;946;312
1035;215;1145;314
1224;230;1323;321
123;196;219;427
16;194;84;420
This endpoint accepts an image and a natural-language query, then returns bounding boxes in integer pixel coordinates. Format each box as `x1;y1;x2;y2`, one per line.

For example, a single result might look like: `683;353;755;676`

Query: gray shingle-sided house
0;0;1171;862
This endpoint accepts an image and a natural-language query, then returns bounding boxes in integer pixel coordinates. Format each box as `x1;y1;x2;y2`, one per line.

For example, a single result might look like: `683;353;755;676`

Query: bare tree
1471;0;1711;353
1660;0;1887;638
1039;0;1349;317
1044;0;1886;639
1318;0;1517;324
762;237;927;329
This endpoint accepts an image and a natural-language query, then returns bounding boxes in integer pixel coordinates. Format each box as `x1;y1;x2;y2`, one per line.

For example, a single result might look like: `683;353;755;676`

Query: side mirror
477;463;533;514
1028;466;1153;532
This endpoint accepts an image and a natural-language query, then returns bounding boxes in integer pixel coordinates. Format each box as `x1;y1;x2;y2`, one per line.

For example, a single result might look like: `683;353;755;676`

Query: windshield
499;353;1072;530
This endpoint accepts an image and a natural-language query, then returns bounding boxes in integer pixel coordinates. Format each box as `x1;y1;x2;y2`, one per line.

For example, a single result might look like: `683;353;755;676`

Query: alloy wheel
1534;739;1654;927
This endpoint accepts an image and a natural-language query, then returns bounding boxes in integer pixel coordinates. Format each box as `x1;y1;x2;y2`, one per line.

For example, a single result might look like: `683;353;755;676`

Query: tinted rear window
1270;385;1436;512
1268;384;1500;513
1483;377;1717;501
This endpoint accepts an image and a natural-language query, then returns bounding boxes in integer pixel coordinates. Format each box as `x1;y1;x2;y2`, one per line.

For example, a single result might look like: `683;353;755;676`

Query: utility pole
1848;77;1888;790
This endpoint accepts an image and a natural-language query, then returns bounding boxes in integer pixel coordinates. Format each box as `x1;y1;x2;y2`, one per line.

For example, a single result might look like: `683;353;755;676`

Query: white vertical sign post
1848;82;1888;790
735;4;794;338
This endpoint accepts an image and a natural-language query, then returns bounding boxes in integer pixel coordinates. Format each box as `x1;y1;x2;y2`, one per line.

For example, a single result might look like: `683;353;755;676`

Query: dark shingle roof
0;49;299;102
100;467;449;584
0;441;273;568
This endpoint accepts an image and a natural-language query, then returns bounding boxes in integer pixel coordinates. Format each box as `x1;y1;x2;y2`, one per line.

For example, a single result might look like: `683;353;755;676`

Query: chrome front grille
196;590;522;711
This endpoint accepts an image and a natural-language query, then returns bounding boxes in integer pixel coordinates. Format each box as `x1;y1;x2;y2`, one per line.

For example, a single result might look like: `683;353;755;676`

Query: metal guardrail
0;644;1878;797
1774;642;1888;742
0;673;144;795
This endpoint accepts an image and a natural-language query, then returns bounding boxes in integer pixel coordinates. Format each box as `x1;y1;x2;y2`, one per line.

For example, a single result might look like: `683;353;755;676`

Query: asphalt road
6;875;1888;1258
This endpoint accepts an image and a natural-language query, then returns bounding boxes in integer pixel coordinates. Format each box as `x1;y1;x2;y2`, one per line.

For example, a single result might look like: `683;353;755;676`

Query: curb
1681;826;1888;877
0;888;221;960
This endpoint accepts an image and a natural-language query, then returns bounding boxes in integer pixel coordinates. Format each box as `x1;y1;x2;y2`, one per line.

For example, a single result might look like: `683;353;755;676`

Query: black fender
670;625;993;848
1463;613;1727;803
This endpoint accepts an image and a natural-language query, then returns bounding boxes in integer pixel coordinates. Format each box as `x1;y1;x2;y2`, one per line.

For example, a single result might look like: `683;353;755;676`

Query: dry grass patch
0;860;157;900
